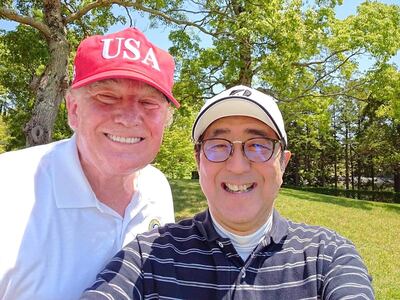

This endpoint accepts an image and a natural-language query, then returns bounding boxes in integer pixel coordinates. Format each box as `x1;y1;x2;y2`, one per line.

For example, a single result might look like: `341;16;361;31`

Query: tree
357;64;400;192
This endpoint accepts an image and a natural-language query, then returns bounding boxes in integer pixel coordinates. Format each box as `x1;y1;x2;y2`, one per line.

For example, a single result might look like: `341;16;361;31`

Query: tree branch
299;49;364;97
288;91;369;102
292;49;351;68
135;5;216;36
65;0;116;23
0;7;51;39
288;79;371;103
64;0;217;37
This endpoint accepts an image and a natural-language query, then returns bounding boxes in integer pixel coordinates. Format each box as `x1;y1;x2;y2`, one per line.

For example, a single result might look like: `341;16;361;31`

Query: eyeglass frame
195;136;285;163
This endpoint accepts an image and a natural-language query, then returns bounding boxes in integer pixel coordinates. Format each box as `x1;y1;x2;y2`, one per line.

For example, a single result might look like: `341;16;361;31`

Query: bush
283;185;400;203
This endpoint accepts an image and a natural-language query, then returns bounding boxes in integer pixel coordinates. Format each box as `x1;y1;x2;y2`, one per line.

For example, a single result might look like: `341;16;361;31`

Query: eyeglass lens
202;138;277;162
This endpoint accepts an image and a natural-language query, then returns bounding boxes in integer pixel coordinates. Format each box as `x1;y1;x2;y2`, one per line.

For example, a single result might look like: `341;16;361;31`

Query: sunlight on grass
170;179;400;300
170;179;207;220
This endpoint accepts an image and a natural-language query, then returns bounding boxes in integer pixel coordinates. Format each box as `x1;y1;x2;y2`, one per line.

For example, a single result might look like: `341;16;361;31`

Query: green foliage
2;108;30;149
366;64;400;123
153;111;197;179
152;74;205;179
53;101;73;141
351;2;400;59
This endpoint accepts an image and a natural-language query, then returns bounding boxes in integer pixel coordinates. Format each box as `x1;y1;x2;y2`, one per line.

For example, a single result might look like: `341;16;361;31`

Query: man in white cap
0;28;180;299
81;85;374;299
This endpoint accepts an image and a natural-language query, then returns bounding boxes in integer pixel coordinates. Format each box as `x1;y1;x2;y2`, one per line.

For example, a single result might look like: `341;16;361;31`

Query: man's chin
113;159;153;173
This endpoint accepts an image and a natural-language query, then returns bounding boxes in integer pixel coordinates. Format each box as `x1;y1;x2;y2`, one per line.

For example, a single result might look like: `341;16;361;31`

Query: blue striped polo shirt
81;209;374;299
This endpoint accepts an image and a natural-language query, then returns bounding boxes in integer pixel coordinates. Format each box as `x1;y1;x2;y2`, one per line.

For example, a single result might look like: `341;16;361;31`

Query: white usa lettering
101;38;160;71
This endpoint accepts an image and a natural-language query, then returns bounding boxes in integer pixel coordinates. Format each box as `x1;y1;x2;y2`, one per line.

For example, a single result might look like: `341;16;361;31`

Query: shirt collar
193;208;289;244
269;209;289;244
193;209;220;241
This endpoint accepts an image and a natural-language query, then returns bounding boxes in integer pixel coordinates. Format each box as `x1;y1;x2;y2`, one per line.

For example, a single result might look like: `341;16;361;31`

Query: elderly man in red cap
0;28;180;299
81;86;373;300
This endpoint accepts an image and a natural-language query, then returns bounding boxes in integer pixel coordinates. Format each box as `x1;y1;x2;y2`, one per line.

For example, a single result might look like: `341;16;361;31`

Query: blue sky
335;0;399;19
1;1;399;66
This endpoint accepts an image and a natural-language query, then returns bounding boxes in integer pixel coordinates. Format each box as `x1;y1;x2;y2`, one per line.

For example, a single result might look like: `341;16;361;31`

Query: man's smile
223;182;256;193
106;133;143;144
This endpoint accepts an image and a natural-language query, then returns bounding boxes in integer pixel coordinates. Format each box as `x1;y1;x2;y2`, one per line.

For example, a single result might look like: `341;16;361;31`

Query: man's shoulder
0;139;71;180
141;216;198;236
0;137;74;211
284;218;354;248
0;139;70;165
137;214;204;244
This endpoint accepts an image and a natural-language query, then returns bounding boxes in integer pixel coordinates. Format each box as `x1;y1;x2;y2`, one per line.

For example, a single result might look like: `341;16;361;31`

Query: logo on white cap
229;88;252;97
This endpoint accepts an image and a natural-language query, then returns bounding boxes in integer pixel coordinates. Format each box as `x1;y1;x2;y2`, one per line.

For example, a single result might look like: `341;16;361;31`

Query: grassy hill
170;179;400;300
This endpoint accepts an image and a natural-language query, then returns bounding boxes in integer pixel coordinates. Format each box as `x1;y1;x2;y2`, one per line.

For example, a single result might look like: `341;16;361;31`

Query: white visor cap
192;85;287;148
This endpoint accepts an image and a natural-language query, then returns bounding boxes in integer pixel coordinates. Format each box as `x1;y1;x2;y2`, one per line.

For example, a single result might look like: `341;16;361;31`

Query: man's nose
113;101;143;127
225;144;251;174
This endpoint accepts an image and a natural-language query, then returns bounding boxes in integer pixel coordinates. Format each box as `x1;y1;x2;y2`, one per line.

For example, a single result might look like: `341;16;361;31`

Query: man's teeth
107;134;141;144
225;183;253;193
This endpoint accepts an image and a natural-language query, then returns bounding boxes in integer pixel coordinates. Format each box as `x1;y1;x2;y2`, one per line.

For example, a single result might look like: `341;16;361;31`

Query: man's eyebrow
245;128;271;137
207;128;230;138
207;128;274;138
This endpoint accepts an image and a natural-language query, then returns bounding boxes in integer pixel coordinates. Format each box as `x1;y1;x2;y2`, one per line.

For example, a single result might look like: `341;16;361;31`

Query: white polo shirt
0;135;175;300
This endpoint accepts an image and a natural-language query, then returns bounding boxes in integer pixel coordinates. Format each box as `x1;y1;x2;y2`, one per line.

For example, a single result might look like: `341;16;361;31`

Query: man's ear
281;150;291;172
194;151;200;168
66;91;78;130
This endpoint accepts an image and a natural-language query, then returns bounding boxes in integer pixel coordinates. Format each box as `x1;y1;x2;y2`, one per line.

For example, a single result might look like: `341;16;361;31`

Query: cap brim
71;70;180;108
192;97;280;142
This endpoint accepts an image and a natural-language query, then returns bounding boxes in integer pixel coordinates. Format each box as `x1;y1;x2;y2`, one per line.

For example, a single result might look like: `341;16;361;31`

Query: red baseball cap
71;27;180;108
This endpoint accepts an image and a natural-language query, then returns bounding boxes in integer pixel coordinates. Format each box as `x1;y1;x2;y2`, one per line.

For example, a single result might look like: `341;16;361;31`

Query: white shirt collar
210;211;273;260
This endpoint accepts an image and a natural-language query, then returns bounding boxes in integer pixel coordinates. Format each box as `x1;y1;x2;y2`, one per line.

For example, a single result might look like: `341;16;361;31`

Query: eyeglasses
198;137;282;163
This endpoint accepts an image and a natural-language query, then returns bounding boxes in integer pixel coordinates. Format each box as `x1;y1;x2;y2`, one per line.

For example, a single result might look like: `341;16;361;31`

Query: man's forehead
88;78;157;90
84;79;166;99
204;117;277;139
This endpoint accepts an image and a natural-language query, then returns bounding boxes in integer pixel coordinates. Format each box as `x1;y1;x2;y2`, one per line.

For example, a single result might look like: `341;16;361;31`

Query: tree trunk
238;40;253;86
334;152;338;189
320;153;325;187
371;159;375;198
293;153;300;186
357;158;362;199
394;125;400;193
345;125;350;190
230;2;253;87
23;1;69;146
394;164;400;193
350;147;354;191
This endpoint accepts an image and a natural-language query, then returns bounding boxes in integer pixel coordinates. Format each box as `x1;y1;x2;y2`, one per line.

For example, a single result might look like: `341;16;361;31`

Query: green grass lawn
170;179;400;300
